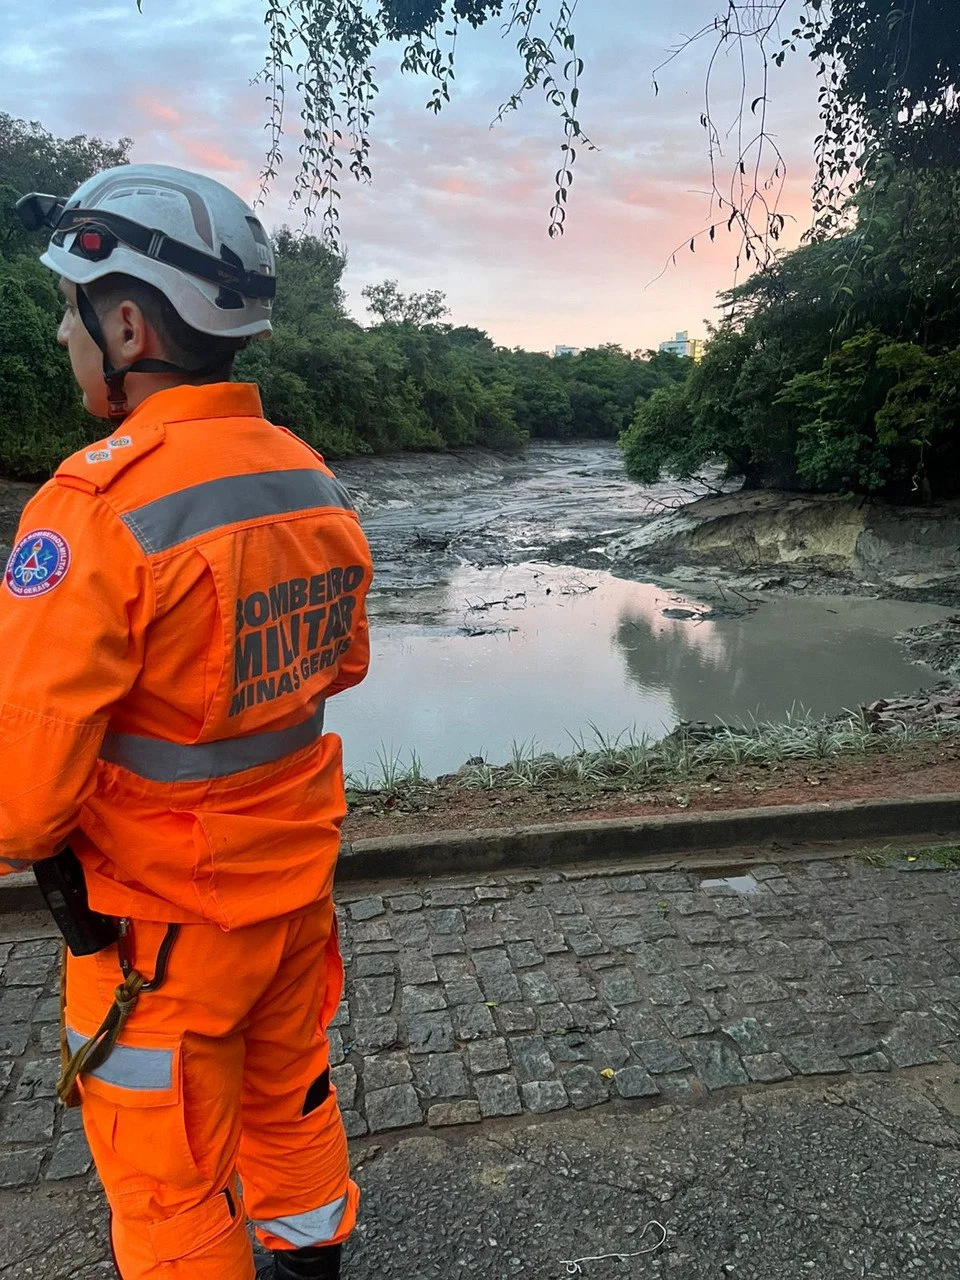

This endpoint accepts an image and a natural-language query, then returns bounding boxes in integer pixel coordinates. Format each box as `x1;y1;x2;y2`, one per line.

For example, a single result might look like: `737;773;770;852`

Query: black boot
256;1244;342;1279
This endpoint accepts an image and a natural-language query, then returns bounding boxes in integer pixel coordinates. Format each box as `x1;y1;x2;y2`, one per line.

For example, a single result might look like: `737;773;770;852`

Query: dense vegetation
621;171;960;502
236;238;689;459
0;114;688;480
621;0;960;504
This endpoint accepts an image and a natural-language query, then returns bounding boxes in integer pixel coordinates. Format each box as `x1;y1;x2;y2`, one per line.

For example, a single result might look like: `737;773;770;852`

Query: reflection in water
328;564;950;778
614;592;944;728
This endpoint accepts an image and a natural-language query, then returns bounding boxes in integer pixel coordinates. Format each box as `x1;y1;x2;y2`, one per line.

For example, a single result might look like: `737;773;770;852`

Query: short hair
84;273;248;380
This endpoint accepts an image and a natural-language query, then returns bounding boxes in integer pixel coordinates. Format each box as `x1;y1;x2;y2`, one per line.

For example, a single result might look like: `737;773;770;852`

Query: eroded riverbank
333;443;960;608
326;443;960;774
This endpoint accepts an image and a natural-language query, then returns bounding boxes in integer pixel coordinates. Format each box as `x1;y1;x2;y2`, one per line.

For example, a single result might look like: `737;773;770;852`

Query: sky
1;0;821;352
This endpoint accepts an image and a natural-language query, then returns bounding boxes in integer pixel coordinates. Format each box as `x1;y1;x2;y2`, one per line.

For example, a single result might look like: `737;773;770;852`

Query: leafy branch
248;0;586;244
650;1;794;279
653;1;960;272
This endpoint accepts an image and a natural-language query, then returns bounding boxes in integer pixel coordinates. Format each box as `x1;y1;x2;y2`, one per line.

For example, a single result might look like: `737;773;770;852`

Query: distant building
659;330;704;362
553;345;581;358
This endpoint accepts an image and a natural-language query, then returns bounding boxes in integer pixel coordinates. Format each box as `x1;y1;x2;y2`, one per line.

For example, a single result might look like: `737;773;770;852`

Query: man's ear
103;299;153;364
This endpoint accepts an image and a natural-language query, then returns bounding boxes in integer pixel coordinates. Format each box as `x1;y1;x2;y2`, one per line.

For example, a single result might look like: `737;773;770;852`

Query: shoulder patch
4;529;71;598
56;423;166;493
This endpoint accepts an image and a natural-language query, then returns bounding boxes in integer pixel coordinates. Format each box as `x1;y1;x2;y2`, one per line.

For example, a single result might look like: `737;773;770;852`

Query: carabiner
117;918;133;979
115;919;179;991
141;924;180;993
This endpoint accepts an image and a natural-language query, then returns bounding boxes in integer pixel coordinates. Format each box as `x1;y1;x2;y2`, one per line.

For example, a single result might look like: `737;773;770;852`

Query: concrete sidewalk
2;850;960;1274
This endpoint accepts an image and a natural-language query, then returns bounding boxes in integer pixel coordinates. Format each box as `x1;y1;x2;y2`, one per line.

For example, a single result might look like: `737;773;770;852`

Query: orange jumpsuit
0;382;373;1277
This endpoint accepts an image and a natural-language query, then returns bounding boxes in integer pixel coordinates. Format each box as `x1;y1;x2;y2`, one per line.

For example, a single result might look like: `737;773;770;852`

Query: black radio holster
33;847;119;957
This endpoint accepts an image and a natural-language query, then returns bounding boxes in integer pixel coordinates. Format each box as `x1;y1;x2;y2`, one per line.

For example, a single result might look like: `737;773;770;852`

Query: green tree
778;330;897;494
780;334;960;499
553;345;691;441
621;171;960;503
361;279;449;327
506;352;572;439
271;228;347;333
0;112;131;200
0;265;90;477
620;384;696;485
0;115;130;479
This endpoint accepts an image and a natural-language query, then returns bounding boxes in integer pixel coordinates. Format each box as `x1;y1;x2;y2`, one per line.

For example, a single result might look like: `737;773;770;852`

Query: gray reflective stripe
254;1194;349;1248
100;702;326;783
0;858;33;871
122;468;354;554
66;1028;173;1091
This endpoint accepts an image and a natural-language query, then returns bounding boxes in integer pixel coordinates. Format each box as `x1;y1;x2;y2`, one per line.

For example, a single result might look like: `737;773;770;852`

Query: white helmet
20;163;275;338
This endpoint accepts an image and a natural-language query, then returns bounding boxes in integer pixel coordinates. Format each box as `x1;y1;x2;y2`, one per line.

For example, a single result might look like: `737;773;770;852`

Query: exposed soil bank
612;488;960;605
342;734;960;842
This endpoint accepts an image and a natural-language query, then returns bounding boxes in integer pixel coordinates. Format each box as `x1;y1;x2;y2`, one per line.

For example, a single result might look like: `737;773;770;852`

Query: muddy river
324;443;951;778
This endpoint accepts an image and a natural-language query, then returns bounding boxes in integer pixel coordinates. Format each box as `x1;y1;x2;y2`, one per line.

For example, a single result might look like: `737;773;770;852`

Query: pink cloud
181;137;244;173
136;94;181;126
439;176;482;197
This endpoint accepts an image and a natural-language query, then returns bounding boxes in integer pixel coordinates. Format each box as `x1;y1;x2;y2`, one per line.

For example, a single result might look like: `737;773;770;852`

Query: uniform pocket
73;1028;202;1192
149;1186;241;1263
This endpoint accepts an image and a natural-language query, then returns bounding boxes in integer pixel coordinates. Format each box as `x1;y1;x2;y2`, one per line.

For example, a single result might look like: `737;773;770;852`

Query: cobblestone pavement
2;853;960;1273
5;857;960;1173
330;855;960;1134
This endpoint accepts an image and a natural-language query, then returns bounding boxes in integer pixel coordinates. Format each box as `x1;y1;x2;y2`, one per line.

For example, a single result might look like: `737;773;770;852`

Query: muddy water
323;443;951;777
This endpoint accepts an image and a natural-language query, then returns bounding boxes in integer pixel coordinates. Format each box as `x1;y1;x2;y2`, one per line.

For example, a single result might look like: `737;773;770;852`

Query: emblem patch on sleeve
4;529;71;598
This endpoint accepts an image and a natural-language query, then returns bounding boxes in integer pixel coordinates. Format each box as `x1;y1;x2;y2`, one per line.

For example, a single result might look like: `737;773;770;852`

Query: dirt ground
342;736;960;840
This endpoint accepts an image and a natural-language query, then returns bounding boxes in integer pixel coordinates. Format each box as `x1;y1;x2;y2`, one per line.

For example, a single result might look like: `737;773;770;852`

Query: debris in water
467;592;527;613
460;623;519;638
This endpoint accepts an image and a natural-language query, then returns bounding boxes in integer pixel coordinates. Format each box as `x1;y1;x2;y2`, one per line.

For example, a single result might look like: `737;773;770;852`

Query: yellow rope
57;963;146;1108
57;923;179;1108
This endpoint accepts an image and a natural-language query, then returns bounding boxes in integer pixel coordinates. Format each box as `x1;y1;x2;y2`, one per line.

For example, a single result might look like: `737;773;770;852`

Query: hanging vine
652;0;960;273
650;1;794;281
246;0;588;244
134;1;960;265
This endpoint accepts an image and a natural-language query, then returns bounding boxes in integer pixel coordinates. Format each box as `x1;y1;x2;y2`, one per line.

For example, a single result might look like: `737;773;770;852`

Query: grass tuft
345;712;959;798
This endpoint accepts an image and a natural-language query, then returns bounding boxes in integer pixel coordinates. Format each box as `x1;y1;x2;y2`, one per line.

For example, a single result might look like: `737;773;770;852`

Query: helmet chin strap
75;288;213;421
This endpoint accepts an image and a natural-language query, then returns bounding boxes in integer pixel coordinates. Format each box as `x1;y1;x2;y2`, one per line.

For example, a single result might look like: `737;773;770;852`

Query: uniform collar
123;382;264;428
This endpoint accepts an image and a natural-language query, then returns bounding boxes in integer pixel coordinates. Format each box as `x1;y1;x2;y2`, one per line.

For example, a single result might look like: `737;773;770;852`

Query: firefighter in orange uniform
0;165;373;1279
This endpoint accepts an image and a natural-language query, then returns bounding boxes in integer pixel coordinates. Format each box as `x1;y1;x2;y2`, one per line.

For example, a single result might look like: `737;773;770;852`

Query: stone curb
2;793;959;915
336;794;960;883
